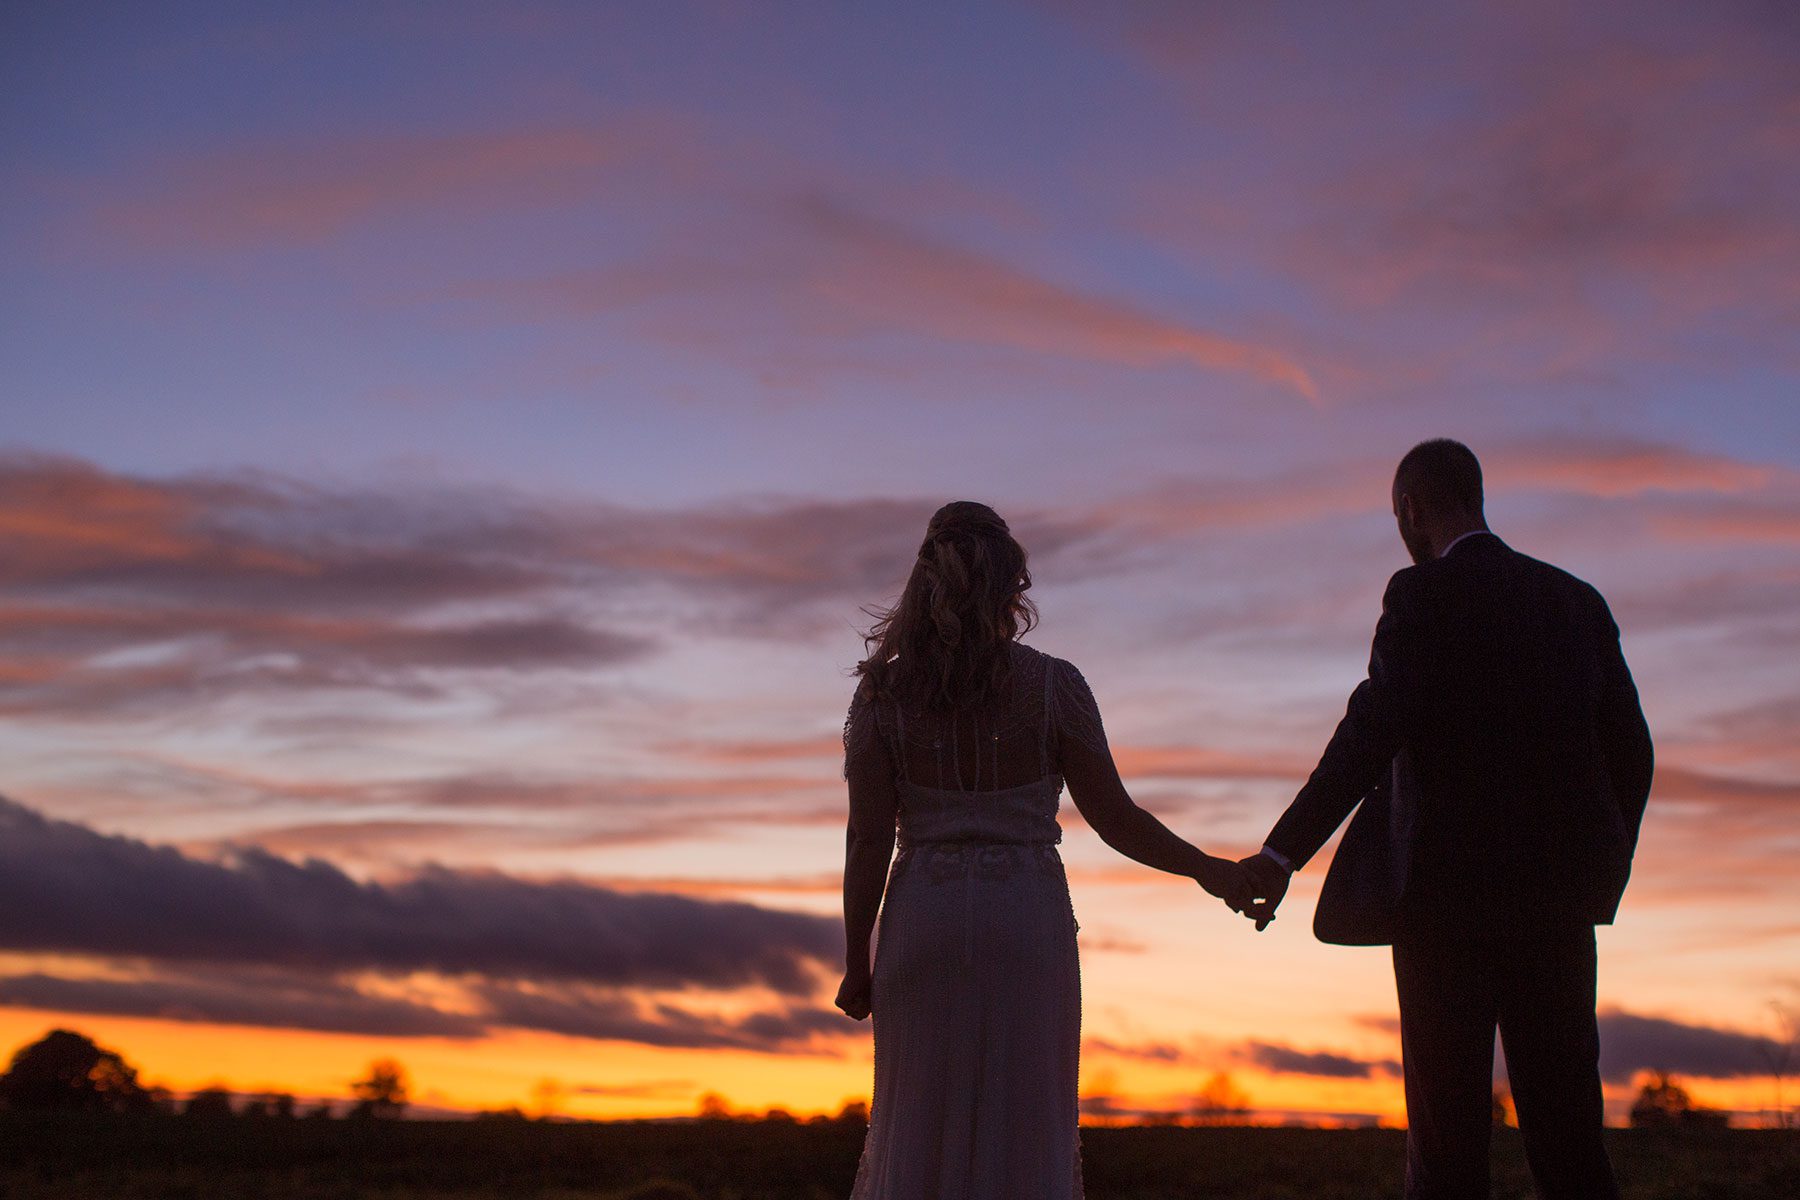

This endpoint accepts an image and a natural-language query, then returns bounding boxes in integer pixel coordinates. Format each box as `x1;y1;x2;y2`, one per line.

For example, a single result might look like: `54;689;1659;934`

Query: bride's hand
1194;855;1255;915
835;969;872;1021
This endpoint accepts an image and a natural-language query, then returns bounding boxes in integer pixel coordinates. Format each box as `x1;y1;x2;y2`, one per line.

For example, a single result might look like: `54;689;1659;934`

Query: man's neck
1435;526;1492;559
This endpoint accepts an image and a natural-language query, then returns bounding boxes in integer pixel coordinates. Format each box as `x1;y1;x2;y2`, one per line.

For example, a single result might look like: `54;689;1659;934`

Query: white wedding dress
844;643;1101;1199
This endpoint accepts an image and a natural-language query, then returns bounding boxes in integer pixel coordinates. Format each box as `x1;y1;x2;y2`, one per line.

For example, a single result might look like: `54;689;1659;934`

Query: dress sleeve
1050;657;1110;762
843;679;889;782
843;680;899;850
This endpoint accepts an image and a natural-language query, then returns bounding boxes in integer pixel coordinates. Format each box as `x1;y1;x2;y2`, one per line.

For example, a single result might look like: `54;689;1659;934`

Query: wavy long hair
856;501;1038;711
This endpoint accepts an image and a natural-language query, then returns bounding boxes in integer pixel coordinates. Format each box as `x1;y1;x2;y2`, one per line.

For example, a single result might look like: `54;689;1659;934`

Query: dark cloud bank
0;794;847;1052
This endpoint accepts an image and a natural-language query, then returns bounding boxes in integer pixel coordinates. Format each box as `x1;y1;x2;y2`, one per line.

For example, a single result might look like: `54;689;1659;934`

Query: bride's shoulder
1008;640;1051;669
847;672;885;714
1010;641;1084;684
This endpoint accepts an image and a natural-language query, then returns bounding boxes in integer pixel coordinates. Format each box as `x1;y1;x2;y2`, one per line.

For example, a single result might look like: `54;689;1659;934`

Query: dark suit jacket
1267;533;1653;932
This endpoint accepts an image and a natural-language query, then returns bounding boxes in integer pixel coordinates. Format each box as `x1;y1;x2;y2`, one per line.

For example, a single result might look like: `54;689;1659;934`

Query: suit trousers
1392;915;1618;1200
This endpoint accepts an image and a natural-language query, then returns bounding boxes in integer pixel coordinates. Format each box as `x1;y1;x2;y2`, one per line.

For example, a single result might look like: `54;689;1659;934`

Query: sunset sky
3;1;1797;1126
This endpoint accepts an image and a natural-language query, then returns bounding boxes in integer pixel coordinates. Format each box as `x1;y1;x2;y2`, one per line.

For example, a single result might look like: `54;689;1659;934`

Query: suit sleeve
1265;568;1424;870
1594;596;1653;851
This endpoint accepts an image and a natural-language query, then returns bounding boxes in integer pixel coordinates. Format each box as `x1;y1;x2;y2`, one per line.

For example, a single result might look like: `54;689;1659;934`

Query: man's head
1392;439;1487;564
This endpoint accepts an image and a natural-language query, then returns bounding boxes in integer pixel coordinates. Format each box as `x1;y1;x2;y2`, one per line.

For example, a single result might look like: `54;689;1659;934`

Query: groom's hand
1238;852;1290;932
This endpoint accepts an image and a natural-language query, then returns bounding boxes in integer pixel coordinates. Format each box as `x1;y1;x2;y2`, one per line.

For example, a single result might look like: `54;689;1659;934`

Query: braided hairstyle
856;500;1038;711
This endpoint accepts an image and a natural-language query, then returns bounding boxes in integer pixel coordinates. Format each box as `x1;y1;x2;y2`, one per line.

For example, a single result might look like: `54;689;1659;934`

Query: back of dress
844;641;1089;1200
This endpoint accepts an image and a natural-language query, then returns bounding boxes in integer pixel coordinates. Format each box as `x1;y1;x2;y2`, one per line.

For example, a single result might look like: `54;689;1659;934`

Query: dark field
2;1114;1795;1200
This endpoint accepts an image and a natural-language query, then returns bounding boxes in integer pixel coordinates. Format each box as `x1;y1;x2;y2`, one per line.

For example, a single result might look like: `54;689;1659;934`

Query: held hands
835;967;872;1021
1237;852;1291;932
1193;854;1256;916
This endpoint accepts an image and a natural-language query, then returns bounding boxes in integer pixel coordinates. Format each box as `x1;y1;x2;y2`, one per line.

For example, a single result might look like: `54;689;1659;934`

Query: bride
836;500;1253;1198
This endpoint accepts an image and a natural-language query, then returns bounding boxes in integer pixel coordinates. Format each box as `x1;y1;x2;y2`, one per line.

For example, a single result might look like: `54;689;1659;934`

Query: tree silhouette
0;1029;150;1112
241;1091;297;1119
1630;1071;1694;1127
145;1084;178;1114
348;1058;409;1119
1756;1000;1796;1130
1629;1071;1727;1129
184;1086;236;1118
1190;1072;1252;1126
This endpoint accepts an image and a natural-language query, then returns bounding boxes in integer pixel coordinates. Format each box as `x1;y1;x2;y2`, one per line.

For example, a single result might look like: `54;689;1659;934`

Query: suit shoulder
1509;552;1619;632
1520;551;1609;605
1381;562;1429;605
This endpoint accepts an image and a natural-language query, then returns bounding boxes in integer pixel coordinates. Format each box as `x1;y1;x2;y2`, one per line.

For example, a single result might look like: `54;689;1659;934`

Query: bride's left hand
1194;855;1256;915
835;970;872;1020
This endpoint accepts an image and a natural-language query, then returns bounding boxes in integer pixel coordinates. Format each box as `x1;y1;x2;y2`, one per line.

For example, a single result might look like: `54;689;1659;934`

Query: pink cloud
102;123;678;248
1487;439;1777;498
791;200;1319;400
1296;32;1800;335
1094;437;1784;538
451;196;1320;399
1109;744;1305;782
1649;502;1800;545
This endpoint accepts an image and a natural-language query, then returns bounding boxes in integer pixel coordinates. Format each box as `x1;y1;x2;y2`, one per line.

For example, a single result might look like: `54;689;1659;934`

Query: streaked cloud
0;965;486;1040
1596;1009;1781;1083
1087;1010;1785;1087
789;199;1318;400
449;194;1319;399
1235;1041;1400;1080
0;962;851;1054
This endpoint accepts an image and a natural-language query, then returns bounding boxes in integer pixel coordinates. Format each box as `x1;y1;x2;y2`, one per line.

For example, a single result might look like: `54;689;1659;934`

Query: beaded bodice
843;643;1109;849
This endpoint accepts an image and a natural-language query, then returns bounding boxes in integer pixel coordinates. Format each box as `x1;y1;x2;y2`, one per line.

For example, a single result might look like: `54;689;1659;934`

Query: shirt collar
1439;529;1494;559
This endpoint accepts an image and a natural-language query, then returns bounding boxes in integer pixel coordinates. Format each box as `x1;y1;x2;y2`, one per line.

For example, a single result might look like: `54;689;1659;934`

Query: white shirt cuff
1259;844;1295;873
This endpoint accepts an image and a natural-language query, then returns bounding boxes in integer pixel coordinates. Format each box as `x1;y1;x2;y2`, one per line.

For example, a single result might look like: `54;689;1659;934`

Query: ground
1;1114;1795;1199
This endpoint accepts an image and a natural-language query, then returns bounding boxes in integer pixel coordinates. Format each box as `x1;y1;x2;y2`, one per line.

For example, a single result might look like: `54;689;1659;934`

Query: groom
1240;440;1653;1199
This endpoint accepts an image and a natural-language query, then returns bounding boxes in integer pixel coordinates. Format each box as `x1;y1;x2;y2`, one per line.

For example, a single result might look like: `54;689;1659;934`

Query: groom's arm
1264;567;1427;871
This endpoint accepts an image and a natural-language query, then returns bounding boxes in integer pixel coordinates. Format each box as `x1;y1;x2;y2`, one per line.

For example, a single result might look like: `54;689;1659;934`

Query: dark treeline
0;1027;407;1121
2;1028;1794;1199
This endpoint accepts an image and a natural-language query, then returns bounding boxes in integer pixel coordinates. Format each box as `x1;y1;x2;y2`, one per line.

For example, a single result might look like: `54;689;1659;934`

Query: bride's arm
1056;662;1250;906
838;685;897;1018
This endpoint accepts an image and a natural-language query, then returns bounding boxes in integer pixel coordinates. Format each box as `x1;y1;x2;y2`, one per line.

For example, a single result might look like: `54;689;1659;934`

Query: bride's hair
856;500;1038;711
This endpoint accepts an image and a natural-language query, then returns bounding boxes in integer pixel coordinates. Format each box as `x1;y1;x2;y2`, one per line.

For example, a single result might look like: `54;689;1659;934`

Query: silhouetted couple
834;440;1653;1199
